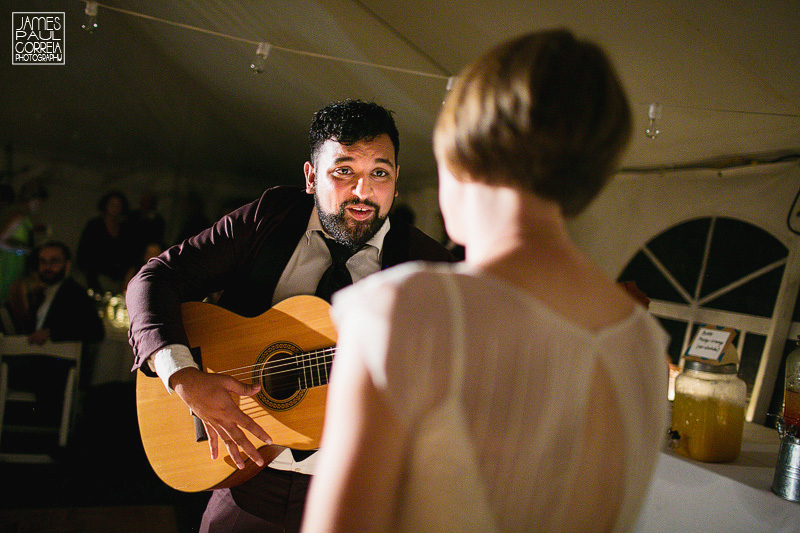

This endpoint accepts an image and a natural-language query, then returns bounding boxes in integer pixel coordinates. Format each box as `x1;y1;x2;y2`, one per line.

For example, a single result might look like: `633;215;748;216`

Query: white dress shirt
35;280;63;331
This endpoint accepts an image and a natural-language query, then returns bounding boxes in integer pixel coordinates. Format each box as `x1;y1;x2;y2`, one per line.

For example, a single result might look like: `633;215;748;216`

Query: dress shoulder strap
440;273;465;395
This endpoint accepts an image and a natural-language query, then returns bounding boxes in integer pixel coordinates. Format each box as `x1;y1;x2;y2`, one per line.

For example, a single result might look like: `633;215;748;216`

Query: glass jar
784;337;800;430
670;359;747;463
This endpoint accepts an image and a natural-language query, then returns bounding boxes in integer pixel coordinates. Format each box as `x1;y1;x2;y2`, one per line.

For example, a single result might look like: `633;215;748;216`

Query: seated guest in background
76;190;136;294
8;240;105;345
7;240;105;389
5;241;106;429
303;29;669;532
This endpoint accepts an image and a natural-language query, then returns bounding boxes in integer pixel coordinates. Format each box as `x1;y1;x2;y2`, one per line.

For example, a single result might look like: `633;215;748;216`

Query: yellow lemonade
671;392;745;463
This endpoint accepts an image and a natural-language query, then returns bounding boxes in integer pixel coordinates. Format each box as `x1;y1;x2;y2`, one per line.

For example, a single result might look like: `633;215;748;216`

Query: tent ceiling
3;0;800;191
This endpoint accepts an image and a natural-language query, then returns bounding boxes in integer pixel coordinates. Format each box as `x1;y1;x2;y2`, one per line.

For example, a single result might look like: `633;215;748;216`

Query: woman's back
340;263;668;531
305;29;668;533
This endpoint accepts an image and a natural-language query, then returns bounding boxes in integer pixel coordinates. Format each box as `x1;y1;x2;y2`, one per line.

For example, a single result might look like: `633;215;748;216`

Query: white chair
0;306;16;335
0;334;81;463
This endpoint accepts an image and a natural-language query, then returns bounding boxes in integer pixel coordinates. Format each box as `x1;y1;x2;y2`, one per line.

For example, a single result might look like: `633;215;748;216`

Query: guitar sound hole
260;351;301;401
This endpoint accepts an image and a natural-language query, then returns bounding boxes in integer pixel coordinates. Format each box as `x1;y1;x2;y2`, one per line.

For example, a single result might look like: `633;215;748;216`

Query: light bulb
82;2;98;33
645;103;662;139
250;42;271;74
442;76;458;105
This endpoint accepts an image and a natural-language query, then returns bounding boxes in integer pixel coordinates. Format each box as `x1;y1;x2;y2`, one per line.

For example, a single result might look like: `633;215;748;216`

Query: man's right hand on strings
169;367;273;470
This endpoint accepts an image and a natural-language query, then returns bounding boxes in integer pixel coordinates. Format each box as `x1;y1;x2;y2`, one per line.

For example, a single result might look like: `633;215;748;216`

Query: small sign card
686;327;733;361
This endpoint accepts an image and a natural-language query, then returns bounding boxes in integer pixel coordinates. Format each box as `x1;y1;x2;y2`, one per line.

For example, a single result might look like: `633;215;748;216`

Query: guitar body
136;295;336;492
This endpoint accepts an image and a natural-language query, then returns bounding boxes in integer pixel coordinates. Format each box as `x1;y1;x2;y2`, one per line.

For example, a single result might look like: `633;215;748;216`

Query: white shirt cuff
268;447;317;475
148;344;200;393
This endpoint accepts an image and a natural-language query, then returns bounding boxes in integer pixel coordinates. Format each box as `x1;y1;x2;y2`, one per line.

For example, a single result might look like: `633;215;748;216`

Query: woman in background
0;181;48;301
303;29;668;532
76;190;134;294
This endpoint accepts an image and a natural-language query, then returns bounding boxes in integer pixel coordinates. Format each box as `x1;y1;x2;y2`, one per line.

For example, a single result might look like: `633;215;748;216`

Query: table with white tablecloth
634;422;800;532
90;314;135;386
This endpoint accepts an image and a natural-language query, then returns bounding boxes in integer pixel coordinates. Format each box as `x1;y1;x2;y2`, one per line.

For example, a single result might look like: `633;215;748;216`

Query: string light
82;1;98;33
645;103;662;139
251;42;271;74
81;1;449;81
441;76;458;105
75;2;800;124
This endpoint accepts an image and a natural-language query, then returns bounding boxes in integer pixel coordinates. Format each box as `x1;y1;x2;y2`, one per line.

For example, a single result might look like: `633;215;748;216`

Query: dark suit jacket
127;186;454;373
42;277;105;344
125;185;455;520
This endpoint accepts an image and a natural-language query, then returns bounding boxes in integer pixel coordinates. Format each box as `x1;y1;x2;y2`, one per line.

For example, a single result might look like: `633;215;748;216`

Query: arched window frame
569;161;800;425
640;216;800;423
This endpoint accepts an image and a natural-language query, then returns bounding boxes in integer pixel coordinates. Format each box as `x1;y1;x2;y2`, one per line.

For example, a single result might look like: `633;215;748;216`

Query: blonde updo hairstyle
434;29;632;217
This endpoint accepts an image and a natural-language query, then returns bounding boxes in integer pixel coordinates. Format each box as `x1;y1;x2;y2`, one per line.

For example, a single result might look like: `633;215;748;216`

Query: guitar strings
212;347;335;376
227;358;334;398
223;358;332;383
210;347;337;394
190;343;335;398
241;348;335;397
218;347;336;378
247;368;330;398
222;356;334;382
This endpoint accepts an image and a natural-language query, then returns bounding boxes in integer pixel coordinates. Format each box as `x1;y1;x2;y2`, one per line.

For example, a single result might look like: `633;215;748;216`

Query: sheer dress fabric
330;262;669;532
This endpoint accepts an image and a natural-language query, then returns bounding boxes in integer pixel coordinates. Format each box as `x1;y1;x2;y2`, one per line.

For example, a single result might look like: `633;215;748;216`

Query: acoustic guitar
136;295;336;492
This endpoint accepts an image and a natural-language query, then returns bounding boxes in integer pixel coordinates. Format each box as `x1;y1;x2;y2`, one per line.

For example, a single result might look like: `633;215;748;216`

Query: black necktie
314;238;359;303
292;238;358;462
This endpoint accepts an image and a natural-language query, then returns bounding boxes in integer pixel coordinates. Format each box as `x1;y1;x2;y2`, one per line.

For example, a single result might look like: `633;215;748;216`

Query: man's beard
315;195;390;249
40;268;66;286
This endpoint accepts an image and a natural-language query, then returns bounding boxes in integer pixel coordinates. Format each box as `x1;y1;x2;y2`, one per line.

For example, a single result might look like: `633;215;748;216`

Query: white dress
331;262;669;532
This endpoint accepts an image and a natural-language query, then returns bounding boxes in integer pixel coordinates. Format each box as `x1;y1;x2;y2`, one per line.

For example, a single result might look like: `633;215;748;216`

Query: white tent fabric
3;1;799;191
570;161;800;279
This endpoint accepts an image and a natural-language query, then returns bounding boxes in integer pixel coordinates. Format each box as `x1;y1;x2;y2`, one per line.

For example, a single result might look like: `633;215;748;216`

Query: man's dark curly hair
308;99;400;165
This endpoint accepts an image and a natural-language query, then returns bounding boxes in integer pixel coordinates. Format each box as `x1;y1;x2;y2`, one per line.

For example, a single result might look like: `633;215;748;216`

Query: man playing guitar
126;99;454;532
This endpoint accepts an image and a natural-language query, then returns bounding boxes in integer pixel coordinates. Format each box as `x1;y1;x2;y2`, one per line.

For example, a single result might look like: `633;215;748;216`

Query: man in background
5;240;105;426
8;240;105;349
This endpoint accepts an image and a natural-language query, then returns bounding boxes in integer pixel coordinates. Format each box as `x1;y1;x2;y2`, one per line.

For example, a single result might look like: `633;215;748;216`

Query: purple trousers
200;468;311;533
